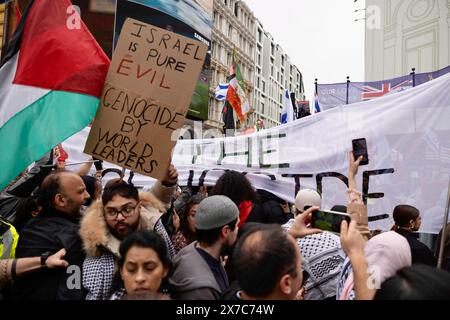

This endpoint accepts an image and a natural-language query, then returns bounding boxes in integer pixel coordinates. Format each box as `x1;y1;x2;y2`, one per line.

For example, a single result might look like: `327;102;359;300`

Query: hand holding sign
84;19;208;180
162;164;178;187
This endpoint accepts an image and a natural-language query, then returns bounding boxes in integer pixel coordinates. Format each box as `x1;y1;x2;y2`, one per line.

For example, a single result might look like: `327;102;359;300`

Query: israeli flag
215;83;229;101
281;89;294;124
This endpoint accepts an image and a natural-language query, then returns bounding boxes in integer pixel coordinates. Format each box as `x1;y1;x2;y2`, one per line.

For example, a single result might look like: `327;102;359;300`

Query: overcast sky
244;0;366;101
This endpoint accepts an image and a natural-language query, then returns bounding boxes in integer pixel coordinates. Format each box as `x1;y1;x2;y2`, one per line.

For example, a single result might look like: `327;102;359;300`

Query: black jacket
396;228;437;267
12;208;86;300
245;190;293;225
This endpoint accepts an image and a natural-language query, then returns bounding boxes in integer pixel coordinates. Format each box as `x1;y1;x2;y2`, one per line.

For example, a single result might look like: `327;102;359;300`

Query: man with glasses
12;172;90;300
79;165;178;300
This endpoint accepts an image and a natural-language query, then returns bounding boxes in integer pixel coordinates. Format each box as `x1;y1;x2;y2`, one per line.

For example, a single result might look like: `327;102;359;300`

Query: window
228;25;233;37
258;29;262;43
234;2;239;17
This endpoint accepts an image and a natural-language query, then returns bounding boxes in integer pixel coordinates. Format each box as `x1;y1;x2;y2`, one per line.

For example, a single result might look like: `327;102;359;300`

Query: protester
110;230;171;300
338;225;412;300
0;217;18;261
80;165;178;300
169;195;239;300
171;194;205;253
233;225;303;300
212;171;289;226
374;265;450;300
232;207;321;300
81;175;102;208
392;204;437;266
0;152;54;223
1;249;69;286
281;188;344;300
12;172;90;300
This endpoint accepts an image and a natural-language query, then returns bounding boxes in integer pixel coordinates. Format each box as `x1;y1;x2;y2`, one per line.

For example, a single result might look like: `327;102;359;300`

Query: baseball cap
295;189;321;213
195;195;239;230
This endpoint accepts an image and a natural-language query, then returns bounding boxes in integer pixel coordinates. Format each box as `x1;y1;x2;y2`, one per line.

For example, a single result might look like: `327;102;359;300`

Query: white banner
62;73;450;234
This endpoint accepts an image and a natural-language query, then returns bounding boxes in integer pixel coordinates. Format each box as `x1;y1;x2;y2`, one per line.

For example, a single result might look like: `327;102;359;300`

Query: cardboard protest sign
85;18;208;180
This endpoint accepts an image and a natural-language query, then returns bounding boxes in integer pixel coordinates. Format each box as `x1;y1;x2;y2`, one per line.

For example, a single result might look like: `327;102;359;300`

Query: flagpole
313;78;318;114
437;179;450;269
346;76;350;105
1;0;11;62
410;68;416;87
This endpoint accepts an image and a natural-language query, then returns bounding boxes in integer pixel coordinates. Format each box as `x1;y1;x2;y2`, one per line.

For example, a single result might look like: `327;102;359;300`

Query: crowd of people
1;149;450;301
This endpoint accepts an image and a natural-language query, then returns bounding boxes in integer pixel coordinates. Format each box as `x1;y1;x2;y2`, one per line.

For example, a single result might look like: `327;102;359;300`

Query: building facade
209;0;305;131
2;0;305;133
207;0;256;130
365;0;450;81
252;21;305;129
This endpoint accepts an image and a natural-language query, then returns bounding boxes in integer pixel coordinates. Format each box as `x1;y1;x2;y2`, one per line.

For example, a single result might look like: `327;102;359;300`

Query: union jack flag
362;79;412;101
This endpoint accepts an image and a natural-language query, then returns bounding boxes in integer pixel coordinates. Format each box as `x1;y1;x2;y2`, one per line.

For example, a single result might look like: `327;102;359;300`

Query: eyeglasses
104;204;138;219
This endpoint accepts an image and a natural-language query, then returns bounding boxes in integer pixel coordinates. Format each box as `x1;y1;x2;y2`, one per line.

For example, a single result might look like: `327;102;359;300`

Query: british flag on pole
361;77;413;101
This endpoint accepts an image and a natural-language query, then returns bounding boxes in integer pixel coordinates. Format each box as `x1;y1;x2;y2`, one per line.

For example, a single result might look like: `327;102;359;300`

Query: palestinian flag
0;0;109;189
226;50;251;123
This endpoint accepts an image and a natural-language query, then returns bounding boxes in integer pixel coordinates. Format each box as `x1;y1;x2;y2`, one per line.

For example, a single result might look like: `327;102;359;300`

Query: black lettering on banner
282;174;314;199
127;171;135;185
316;172;349;196
187;170;195;187
362;169;395;205
198;170;209;187
258;134;289;169
198;169;229;187
251;172;277;181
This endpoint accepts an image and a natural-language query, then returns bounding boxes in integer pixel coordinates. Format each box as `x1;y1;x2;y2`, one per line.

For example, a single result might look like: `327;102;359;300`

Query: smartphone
352;138;369;165
311;210;351;233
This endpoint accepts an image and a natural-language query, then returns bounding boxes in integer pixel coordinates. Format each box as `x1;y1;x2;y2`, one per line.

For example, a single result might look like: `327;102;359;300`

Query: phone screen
352;138;369;165
311;210;351;233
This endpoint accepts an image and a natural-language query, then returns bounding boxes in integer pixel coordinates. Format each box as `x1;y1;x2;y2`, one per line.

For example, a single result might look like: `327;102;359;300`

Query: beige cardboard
85;18;208;180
